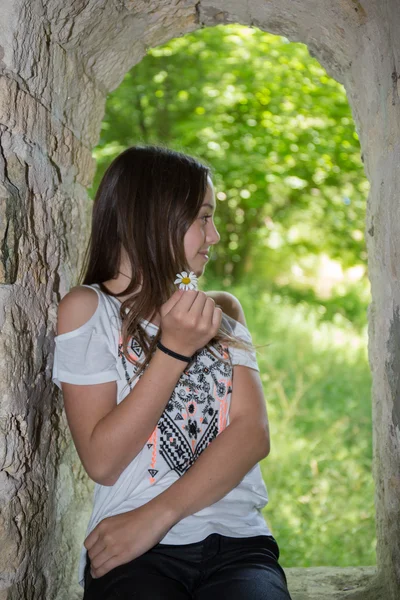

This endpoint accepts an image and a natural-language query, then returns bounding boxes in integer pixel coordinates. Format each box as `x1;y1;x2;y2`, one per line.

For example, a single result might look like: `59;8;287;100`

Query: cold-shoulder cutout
52;285;119;389
55;285;102;341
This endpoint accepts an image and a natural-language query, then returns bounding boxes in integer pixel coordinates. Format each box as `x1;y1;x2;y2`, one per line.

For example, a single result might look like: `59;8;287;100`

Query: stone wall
0;1;398;598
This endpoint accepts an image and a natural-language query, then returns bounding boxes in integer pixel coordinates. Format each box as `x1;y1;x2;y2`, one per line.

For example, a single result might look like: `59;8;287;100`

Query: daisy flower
174;271;199;291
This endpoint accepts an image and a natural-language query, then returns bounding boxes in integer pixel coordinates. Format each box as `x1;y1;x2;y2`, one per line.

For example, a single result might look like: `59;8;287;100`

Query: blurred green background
89;24;375;568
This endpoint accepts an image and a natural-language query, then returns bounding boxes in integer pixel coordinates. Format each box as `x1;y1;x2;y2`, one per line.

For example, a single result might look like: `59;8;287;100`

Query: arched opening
91;24;375;575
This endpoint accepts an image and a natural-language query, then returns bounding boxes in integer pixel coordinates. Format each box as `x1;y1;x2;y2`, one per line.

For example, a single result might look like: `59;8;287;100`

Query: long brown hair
77;144;266;393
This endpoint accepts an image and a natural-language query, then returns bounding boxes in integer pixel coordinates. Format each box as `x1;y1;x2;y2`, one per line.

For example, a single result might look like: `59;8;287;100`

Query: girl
52;145;292;599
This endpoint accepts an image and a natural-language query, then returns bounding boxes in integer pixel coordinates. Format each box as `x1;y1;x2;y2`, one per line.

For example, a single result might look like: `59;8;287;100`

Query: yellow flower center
182;277;191;284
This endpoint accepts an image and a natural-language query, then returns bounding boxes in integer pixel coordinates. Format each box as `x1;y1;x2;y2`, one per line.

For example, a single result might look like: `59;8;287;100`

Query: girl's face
183;175;220;277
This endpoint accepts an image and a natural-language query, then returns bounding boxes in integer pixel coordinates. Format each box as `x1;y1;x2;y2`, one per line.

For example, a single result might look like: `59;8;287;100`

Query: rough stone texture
285;566;380;600
0;0;399;598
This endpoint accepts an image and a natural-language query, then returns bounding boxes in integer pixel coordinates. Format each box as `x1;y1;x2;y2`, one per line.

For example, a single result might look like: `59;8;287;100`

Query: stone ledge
67;566;380;600
285;566;380;599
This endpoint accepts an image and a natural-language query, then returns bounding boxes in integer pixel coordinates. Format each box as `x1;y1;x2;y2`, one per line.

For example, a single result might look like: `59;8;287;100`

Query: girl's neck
101;277;161;326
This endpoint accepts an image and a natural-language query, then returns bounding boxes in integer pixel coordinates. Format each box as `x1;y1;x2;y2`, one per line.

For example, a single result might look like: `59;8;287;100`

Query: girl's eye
201;215;212;223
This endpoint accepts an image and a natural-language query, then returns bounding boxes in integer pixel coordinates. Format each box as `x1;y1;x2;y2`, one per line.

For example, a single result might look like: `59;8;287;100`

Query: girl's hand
83;500;174;579
160;289;223;357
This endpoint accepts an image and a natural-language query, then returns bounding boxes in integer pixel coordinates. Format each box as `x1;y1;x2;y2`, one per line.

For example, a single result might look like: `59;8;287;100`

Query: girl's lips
199;253;209;260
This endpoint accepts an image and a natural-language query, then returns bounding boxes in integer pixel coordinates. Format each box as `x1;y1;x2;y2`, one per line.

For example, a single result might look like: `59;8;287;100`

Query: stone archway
0;1;398;598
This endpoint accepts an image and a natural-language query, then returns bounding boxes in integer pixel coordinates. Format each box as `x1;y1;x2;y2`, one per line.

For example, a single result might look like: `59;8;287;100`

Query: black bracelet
156;340;193;363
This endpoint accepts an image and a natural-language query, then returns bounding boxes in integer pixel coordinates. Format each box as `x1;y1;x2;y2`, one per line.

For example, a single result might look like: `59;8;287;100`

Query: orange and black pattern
118;333;232;484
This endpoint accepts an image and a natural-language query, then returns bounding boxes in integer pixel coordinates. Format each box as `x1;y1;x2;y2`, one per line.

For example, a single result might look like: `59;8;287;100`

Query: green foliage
90;24;369;288
265;278;370;331
226;283;376;568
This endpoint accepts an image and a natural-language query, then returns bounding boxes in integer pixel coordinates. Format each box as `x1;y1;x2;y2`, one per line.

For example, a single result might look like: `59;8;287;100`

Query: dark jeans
83;533;292;599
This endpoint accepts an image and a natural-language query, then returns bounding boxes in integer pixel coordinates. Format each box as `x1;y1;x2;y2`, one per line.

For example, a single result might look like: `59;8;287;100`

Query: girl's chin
188;267;203;278
183;259;206;278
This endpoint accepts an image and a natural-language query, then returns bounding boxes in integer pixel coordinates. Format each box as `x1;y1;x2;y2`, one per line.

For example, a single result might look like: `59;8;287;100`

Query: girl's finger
84;525;101;551
160;289;185;317
89;542;109;569
91;553;123;579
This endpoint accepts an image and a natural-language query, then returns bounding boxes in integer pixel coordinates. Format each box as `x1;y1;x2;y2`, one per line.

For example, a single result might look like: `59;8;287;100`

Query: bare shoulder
205;290;247;327
56;285;99;336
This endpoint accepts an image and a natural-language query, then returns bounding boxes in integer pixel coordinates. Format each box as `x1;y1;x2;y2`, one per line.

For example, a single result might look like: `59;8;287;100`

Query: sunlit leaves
91;22;369;290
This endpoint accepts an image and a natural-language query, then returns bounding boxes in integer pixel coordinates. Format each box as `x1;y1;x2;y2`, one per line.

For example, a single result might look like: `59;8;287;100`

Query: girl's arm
87;347;188;485
57;289;189;486
149;363;270;527
147;295;270;526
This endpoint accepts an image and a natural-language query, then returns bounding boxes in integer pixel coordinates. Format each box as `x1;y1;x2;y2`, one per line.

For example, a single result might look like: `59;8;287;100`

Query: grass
229;284;376;568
